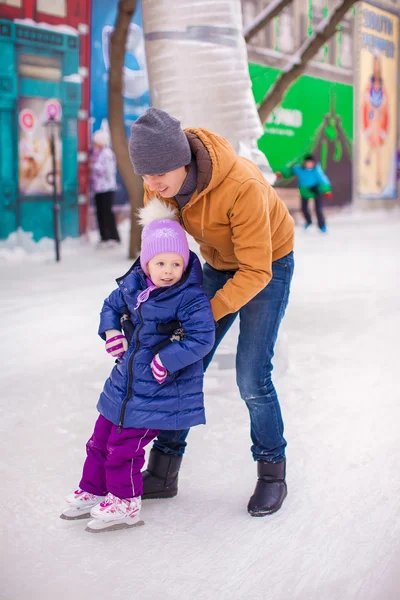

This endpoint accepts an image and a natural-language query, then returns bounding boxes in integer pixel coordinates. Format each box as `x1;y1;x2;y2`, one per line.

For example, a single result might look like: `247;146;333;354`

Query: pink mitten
151;355;167;384
105;329;128;358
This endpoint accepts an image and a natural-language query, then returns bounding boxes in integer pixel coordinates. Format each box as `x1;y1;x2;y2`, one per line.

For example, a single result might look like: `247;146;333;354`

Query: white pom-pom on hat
138;198;189;276
137;197;179;227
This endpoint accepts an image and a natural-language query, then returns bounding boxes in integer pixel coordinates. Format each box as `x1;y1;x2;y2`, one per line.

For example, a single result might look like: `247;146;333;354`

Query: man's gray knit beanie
129;107;191;175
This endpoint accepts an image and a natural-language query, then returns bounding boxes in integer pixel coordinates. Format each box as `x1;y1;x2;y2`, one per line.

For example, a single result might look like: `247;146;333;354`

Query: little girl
61;199;215;533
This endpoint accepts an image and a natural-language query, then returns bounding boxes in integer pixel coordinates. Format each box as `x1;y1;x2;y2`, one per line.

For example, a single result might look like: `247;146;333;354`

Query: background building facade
0;0;90;241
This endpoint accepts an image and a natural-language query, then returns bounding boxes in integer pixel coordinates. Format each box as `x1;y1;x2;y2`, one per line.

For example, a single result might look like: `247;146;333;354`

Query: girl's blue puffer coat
97;252;215;431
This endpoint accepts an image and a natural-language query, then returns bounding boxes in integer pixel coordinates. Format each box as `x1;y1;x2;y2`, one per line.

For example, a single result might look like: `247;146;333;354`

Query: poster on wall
249;64;353;205
18;97;62;196
357;2;399;199
90;0;150;135
90;0;150;204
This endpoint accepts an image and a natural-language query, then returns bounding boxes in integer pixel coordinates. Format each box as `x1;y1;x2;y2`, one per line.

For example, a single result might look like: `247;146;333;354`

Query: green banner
249;63;354;204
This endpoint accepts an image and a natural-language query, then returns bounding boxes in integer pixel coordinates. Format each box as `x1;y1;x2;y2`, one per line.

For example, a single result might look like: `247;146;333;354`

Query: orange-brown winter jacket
144;128;295;321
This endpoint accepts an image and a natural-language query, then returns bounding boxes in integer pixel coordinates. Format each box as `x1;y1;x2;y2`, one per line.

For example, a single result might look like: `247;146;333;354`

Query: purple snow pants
79;415;159;499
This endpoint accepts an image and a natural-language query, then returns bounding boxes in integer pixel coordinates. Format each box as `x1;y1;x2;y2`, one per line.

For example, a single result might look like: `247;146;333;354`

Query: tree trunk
257;0;355;124
108;0;143;259
244;0;294;43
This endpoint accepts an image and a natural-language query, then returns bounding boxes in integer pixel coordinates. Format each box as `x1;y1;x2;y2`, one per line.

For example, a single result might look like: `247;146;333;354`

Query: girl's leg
106;427;160;498
79;415;113;496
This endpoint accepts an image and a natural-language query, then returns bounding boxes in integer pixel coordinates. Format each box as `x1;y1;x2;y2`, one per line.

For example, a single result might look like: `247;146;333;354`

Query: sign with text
357;2;399;199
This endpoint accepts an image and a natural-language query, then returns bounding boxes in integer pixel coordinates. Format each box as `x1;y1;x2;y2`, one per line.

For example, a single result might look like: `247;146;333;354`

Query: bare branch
244;0;294;43
257;0;355;123
108;0;143;258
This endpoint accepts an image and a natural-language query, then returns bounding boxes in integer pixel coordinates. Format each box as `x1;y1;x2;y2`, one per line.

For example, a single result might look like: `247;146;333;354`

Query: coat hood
184;128;237;206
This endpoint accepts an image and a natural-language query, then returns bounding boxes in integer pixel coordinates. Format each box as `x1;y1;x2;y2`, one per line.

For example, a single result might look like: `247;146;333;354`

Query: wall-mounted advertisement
250;64;353;205
18;97;62;196
90;0;150;204
90;0;150;135
357;2;399;199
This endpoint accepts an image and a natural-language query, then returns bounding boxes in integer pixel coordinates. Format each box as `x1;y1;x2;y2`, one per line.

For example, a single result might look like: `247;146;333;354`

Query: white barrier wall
142;0;275;182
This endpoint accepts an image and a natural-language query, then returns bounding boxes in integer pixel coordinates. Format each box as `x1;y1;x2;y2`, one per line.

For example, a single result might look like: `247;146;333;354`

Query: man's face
147;252;185;287
142;166;187;198
304;160;315;170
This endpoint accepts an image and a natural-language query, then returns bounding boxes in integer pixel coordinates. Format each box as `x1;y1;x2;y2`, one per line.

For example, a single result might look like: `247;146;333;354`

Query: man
128;108;295;516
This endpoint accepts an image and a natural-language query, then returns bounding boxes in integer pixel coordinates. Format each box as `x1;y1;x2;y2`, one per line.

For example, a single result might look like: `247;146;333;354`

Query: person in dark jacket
60;199;215;533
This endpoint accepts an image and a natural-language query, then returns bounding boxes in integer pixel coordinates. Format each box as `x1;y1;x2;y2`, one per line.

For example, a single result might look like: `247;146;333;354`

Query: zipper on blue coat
117;304;143;433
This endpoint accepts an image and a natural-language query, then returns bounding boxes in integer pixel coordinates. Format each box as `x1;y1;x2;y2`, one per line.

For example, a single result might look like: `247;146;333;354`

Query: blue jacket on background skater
291;163;330;189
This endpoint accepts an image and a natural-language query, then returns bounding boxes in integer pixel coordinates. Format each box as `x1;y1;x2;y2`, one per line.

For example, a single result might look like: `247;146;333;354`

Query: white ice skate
85;493;144;533
60;488;106;520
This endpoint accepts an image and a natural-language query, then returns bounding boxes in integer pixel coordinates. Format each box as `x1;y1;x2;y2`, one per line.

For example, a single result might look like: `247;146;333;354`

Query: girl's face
147;252;185;287
142;166;187;198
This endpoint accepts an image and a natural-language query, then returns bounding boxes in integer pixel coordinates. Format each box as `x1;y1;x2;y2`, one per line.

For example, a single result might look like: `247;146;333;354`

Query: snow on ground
1;211;400;600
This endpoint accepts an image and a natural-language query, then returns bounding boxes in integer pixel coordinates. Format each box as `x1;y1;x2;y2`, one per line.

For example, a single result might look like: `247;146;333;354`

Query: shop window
336;30;352;69
1;0;22;6
308;0;330;63
19;53;61;82
37;0;66;18
276;6;294;54
242;0;268;48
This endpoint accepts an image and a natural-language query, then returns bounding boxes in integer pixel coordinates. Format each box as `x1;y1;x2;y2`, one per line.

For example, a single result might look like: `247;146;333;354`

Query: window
19;53;62;81
277;6;294;54
37;0;66;18
242;0;268;48
336;29;353;69
1;0;22;6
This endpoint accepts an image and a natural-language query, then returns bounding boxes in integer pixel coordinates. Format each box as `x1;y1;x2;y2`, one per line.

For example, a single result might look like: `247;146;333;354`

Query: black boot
247;459;287;517
141;449;182;500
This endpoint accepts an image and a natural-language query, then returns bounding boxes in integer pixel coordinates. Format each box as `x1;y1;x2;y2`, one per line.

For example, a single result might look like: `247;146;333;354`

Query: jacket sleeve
98;288;127;340
280;166;295;179
316;164;331;190
158;291;215;374
210;180;274;321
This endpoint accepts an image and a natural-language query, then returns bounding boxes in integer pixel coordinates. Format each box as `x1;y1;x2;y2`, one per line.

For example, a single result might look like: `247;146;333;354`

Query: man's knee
236;372;274;402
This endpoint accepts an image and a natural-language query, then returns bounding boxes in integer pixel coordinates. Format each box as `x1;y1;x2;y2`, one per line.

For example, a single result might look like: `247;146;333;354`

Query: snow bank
14;18;79;36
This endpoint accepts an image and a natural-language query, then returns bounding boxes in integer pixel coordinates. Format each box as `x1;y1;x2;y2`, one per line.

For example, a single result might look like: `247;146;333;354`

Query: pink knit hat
138;199;190;276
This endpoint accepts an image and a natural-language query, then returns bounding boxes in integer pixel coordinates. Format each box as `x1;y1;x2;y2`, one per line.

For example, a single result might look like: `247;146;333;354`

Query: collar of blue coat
115;250;203;298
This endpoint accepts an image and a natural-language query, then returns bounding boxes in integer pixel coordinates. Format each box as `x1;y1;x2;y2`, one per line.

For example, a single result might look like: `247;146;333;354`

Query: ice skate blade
60;510;91;520
85;519;145;533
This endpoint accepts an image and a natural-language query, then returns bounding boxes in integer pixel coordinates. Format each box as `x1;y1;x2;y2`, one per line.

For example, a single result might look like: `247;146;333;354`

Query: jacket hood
184;128;237;205
116;250;203;296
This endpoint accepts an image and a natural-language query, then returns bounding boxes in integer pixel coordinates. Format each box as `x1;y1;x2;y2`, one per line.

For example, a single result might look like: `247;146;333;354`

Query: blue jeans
153;251;295;463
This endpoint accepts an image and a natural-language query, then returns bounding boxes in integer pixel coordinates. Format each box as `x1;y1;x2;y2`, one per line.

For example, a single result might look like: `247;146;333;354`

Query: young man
277;154;332;232
128;108;295;516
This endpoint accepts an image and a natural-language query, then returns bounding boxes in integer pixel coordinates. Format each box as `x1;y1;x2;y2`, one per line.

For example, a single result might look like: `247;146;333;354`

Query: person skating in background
60;199;215;532
129;107;295;517
91;130;121;246
276;154;332;232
